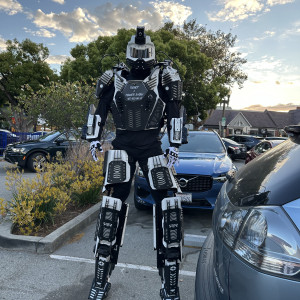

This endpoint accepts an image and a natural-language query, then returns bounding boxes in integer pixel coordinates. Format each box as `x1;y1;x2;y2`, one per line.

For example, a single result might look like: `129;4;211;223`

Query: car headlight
217;196;300;278
11;147;27;154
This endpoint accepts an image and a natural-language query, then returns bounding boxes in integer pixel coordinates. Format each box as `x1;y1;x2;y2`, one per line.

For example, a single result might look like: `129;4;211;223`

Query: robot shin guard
90;196;128;300
160;197;183;300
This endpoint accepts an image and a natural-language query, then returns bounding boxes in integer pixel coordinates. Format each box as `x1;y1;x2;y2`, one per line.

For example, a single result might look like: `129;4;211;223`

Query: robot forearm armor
170;117;183;144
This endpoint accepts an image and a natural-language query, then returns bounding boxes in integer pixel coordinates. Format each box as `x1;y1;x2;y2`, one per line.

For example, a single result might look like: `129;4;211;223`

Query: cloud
0;0;23;15
33;2;192;42
242;103;299;111
150;1;192;25
207;0;295;22
267;0;294;6
33;8;100;43
253;30;276;40
52;0;65;4
46;54;70;65
24;27;56;38
0;36;6;50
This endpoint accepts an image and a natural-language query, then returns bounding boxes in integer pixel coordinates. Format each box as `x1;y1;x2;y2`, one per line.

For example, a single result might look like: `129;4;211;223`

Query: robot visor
130;46;153;59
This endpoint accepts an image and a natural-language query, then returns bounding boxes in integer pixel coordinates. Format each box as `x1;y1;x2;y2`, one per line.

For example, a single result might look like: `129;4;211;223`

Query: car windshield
38;131;61;141
161;132;225;153
222;138;240;145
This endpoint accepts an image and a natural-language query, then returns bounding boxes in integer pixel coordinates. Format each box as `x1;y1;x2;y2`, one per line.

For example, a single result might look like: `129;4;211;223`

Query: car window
240;137;249;142
57;132;77;141
39;131;61;141
161;132;225;153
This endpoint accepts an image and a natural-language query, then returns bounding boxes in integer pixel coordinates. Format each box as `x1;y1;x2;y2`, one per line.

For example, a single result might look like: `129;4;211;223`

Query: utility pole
221;91;231;137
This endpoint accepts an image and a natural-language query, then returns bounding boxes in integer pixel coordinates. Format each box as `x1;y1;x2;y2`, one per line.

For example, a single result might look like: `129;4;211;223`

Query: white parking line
50;254;196;277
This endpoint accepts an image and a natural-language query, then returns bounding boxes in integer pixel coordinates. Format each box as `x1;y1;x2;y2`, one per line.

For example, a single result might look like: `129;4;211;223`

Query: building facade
203;107;300;137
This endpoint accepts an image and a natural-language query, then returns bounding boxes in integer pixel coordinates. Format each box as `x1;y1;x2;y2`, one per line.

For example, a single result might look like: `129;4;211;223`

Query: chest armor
111;69;165;131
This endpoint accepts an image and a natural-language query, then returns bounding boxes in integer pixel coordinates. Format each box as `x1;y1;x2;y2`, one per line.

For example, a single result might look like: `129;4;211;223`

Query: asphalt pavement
0;159;245;300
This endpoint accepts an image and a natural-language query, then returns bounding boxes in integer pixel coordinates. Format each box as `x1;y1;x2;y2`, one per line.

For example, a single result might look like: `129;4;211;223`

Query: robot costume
82;26;186;300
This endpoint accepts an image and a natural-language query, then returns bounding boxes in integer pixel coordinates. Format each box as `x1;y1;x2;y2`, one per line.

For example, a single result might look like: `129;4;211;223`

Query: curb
0;202;207;253
0;203;100;254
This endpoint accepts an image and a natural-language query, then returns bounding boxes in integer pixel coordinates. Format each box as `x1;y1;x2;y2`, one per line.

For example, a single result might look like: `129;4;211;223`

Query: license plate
176;193;192;203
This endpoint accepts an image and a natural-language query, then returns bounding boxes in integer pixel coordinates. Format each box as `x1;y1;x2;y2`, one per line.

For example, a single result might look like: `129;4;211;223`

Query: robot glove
89;141;103;162
165;146;179;168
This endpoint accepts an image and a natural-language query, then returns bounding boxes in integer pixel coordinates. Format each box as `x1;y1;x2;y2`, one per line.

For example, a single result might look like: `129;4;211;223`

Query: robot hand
89;141;103;161
165;146;179;168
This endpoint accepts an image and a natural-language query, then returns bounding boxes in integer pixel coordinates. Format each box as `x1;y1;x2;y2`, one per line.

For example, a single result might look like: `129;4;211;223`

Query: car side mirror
55;138;65;144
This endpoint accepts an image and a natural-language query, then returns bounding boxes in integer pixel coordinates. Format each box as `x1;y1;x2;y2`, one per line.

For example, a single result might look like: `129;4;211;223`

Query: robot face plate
126;35;155;64
129;45;154;60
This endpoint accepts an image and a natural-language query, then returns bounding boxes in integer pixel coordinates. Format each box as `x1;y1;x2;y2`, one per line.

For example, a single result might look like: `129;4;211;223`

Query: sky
0;0;300;112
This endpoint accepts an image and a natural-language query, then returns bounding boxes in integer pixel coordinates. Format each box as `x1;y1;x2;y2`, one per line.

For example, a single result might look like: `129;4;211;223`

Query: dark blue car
134;130;237;210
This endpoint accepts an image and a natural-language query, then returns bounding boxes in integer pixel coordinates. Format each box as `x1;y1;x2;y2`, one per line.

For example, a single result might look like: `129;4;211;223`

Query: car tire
134;192;150;210
27;152;47;172
195;231;219;300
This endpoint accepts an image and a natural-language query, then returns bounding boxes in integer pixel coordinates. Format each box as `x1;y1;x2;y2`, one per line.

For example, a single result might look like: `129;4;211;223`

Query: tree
0;39;58;130
60;22;247;125
18;80;97;135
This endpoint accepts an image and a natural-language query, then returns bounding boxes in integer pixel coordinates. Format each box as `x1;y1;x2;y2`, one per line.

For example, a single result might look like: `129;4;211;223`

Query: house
203;107;300;137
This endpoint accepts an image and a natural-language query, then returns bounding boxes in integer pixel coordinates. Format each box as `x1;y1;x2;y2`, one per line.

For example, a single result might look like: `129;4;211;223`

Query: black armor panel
111;71;165;131
161;66;182;101
95;70;114;99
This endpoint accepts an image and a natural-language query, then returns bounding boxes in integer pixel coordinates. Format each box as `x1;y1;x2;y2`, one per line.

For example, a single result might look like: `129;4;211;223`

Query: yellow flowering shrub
3;142;104;235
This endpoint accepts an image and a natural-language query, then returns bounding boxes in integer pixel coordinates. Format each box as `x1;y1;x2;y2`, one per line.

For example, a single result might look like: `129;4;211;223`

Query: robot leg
89;196;129;300
158;197;183;300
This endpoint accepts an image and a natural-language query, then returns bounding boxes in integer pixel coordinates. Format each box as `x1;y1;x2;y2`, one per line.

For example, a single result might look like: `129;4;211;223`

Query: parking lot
0;159;245;299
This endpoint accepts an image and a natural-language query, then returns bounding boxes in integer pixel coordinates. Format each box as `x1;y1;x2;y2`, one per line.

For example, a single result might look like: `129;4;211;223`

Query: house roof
204;108;300;129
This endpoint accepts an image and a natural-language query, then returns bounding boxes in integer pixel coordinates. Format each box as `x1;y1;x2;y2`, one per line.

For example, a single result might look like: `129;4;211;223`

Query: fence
0;132;47;156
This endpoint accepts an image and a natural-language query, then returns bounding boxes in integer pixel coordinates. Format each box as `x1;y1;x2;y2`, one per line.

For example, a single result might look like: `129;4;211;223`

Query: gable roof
204;108;300;128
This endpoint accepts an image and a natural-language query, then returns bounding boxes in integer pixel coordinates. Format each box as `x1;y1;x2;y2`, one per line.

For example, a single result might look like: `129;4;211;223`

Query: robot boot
156;197;183;300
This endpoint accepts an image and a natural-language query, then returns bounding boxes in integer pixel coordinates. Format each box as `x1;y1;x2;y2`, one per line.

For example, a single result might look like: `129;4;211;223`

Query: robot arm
81;70;114;141
161;65;184;147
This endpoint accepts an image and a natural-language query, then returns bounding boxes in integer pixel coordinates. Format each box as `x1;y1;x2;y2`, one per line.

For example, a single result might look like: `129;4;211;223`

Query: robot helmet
126;26;155;71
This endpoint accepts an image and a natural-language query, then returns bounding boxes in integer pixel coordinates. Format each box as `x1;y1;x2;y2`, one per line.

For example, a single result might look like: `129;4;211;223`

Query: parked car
225;134;262;150
222;138;247;160
0;129;20;154
134;131;237;210
3;131;80;172
245;139;285;164
195;125;300;300
263;136;288;140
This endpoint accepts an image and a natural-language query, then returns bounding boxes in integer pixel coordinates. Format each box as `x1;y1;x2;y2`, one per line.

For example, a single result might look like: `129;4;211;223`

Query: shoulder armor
95;69;114;98
161;66;182;101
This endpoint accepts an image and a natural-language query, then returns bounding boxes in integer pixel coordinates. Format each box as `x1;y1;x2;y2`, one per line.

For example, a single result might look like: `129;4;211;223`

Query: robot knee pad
161;197;183;261
103;150;131;192
148;155;177;190
94;196;123;254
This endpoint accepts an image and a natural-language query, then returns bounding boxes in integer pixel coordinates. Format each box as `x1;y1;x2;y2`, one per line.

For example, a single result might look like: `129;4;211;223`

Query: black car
3;131;79;172
222;138;247;160
195;125;300;300
225;134;262;150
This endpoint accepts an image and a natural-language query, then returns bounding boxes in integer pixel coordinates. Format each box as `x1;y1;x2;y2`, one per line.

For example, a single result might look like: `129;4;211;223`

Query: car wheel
134;192;150;210
195;231;219;300
27;152;47;172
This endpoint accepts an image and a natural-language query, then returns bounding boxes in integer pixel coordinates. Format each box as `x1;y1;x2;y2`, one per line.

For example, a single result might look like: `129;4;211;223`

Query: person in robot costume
82;26;186;300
